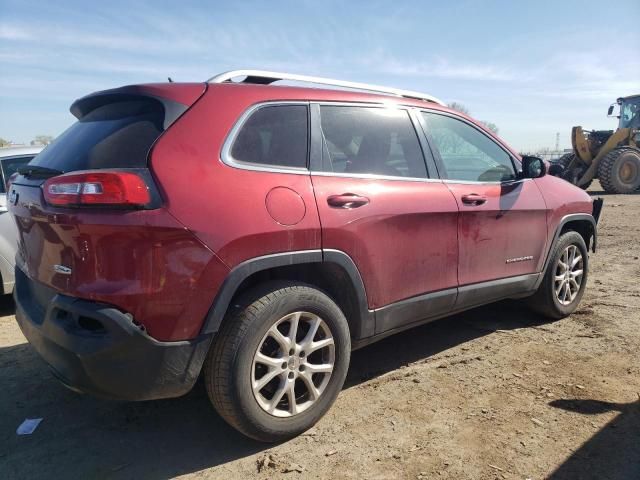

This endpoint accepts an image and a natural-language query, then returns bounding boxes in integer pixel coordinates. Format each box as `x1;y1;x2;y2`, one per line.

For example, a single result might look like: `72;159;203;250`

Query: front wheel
204;282;351;442
526;231;589;319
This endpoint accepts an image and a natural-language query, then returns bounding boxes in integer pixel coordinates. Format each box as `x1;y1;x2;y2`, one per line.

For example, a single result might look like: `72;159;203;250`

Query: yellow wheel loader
550;94;640;194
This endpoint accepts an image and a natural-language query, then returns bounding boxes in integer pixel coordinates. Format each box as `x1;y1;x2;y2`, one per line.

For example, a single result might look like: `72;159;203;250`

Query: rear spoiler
70;83;207;129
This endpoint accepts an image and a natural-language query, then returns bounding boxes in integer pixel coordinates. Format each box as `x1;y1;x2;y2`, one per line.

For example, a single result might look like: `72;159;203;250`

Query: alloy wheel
554;244;584;306
251;312;335;417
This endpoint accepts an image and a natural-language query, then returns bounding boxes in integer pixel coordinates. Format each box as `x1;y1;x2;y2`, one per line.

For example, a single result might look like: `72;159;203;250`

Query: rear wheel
526;231;588;319
598;147;640;194
204;282;350;442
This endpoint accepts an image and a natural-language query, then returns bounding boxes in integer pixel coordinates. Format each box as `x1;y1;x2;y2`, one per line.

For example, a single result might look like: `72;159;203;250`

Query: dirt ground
1;182;639;480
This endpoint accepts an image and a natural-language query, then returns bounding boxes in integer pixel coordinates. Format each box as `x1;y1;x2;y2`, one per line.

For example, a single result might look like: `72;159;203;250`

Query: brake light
43;171;151;207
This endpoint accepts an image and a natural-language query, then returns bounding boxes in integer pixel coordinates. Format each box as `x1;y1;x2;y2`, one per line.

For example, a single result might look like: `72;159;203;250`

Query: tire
526;231;588;320
598;147;640;194
577;178;592;190
551;153;576;181
204;281;351;442
555;153;575;169
552;153;592;190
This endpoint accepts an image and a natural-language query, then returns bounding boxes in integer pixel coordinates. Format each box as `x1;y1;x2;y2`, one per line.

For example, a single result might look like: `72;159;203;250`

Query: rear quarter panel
149;86;322;268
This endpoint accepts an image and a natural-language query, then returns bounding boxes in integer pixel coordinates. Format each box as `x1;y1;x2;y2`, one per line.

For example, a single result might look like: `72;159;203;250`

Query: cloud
352;50;515;82
0;24;33;40
0;22;202;55
526;49;640;101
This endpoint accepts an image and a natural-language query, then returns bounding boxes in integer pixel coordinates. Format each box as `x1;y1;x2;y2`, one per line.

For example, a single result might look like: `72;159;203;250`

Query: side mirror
607;105;614;116
521;156;546;179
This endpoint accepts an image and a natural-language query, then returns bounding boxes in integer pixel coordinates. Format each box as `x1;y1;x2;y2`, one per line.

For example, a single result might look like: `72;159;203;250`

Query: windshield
619;97;640;129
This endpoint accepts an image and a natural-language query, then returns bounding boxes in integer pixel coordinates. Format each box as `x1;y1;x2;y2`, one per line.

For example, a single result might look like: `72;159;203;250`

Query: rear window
31;98;165;172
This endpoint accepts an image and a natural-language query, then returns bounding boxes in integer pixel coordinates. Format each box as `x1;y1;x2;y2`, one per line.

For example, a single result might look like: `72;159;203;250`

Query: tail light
43;171;152;208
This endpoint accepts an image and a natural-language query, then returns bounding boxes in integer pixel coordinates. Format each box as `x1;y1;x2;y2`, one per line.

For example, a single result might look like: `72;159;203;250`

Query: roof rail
207;69;445;106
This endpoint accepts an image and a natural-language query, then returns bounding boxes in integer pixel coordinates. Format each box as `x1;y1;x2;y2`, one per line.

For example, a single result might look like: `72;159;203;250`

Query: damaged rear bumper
14;267;212;401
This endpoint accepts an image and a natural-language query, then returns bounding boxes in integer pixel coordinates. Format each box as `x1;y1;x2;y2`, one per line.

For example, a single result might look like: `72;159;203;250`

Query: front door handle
327;193;370;209
461;193;487;206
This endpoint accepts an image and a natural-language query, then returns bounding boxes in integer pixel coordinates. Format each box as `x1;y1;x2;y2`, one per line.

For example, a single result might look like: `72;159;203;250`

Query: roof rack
207;69;445;106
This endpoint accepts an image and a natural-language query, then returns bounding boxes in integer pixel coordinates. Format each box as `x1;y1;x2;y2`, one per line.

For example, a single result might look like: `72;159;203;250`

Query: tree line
447;102;499;134
0;135;54;147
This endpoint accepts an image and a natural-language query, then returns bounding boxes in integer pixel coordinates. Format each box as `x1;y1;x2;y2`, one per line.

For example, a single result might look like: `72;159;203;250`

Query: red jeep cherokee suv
11;70;602;442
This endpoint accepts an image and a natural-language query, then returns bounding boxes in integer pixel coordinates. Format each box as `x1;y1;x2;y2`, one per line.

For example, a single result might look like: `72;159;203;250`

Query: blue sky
1;0;639;151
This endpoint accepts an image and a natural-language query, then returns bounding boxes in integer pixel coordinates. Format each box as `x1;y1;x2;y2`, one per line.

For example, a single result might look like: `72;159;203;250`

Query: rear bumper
14;267;212;401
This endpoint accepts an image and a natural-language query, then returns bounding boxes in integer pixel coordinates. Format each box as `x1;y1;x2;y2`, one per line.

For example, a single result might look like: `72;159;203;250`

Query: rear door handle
461;193;487;206
327;193;370;209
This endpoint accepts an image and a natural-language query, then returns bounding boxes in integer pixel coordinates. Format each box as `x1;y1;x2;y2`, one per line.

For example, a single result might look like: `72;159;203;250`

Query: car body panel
311;175;458;309
445;179;549;285
0;146;43;293
148;87;322;267
10;82;596;343
534;174;594;244
9;79;600;404
10;181;229;340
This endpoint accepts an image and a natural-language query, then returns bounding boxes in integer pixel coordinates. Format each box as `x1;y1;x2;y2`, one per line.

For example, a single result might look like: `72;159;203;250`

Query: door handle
461;193;487;206
327;193;370;209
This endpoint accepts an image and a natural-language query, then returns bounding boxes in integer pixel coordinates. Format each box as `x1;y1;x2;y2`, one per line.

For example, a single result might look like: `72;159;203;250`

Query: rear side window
230;105;309;169
31;98;165;172
317;106;427;178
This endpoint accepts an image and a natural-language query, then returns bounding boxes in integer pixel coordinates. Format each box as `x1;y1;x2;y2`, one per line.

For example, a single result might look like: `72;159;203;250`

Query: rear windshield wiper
17;165;63;179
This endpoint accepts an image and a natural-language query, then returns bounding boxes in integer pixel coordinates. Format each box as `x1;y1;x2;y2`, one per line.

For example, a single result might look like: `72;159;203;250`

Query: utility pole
555;132;560;152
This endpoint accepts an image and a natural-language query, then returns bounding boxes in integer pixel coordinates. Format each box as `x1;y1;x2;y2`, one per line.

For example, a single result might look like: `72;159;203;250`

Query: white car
0;146;44;293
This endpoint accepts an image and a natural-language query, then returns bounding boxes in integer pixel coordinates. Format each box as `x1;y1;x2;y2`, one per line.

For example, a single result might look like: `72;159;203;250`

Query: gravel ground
1;182;638;480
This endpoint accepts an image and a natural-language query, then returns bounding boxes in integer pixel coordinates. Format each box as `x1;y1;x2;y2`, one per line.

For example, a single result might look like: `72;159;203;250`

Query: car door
309;104;459;336
419;111;548;306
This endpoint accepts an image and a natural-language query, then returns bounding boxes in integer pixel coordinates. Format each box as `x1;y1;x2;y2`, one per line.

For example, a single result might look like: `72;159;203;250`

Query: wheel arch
534;214;596;290
201;249;374;341
546;214;597;267
560;217;596;252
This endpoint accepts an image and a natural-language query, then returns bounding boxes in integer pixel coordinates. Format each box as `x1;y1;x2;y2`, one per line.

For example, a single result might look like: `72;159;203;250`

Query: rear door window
317;106;427;178
30;98;166;173
229;104;309;169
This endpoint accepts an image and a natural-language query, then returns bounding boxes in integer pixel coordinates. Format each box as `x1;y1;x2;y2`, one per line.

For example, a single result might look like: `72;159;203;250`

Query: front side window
421;112;516;182
318;106;427;178
230;105;308;169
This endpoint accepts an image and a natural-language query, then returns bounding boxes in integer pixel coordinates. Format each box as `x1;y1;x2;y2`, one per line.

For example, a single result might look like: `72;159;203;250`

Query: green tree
31;135;53;146
447;102;469;115
447;102;500;135
0;137;10;147
480;121;499;135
